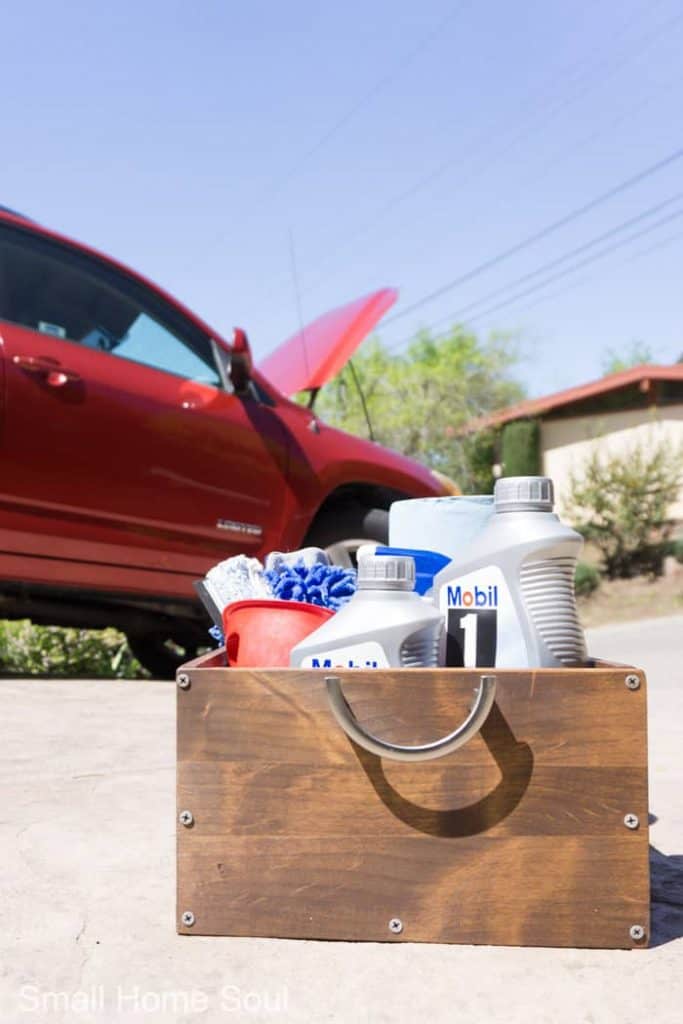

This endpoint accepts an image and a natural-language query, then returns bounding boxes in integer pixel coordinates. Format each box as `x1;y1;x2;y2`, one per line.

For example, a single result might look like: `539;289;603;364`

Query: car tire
306;504;389;568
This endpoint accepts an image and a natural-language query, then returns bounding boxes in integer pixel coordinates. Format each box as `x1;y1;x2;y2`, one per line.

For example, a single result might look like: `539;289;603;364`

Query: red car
0;206;455;675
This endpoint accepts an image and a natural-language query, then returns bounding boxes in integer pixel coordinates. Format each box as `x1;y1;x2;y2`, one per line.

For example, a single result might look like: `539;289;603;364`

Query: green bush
565;439;683;578
501;419;540;477
663;537;683;564
0;621;147;678
574;561;601;597
462;428;498;493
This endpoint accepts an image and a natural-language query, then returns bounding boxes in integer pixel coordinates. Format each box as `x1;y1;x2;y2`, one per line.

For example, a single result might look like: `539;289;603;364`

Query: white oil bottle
290;553;443;669
433;476;586;668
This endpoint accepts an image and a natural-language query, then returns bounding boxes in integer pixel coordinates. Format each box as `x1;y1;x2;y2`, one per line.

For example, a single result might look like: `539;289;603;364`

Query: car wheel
306;504;389;568
126;626;210;680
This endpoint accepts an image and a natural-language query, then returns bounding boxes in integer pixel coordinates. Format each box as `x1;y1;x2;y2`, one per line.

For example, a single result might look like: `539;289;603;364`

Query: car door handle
12;354;81;386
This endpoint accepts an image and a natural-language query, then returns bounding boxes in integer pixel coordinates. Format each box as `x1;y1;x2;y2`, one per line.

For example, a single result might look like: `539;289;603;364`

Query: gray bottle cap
357;553;415;591
494;476;555;512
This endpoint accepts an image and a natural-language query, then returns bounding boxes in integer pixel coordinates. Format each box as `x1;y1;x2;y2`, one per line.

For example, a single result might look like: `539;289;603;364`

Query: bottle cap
494;476;554;513
357;553;415;591
375;546;451;595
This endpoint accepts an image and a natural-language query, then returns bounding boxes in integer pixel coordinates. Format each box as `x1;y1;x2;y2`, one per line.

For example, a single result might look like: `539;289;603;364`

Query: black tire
126;625;209;680
306;504;389;568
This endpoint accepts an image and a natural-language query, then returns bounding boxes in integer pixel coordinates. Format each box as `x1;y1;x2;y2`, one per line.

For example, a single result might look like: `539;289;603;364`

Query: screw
181;910;195;927
630;924;646;942
179;810;194;827
177;673;191;690
624;813;640;830
388;918;403;934
625;674;640;691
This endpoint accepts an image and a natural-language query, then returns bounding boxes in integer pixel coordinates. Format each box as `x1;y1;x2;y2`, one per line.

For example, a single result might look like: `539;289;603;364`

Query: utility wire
385;190;683;350
275;1;471;187
287;0;680;302
503;225;683;320
185;3;469;272
464;205;683;324
380;144;683;327
381;205;683;344
512;63;683;200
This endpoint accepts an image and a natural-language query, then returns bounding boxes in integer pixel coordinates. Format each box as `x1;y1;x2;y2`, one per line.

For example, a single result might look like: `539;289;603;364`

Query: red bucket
222;599;334;668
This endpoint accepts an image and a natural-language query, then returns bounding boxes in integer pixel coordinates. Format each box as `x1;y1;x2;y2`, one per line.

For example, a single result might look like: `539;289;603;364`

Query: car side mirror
215;328;253;395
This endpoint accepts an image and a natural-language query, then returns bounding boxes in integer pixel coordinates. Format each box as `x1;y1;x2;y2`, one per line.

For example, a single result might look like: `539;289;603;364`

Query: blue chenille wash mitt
208;624;225;645
264;559;356;611
205;550;357;646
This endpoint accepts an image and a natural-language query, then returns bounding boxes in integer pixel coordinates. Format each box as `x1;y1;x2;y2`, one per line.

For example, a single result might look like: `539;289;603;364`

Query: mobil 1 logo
441;575;498;667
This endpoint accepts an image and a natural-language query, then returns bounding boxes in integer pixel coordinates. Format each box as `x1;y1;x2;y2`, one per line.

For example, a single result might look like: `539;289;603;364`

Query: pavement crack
75;913;88;944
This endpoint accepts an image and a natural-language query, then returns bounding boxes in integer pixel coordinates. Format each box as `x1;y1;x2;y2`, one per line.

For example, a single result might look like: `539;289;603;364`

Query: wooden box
177;652;649;948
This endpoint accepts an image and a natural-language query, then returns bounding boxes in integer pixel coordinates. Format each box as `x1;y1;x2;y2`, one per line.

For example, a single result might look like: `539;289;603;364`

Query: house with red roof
463;364;683;519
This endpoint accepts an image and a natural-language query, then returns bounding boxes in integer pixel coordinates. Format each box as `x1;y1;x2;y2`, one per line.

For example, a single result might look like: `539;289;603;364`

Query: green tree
315;327;524;491
601;341;654;376
565;438;683;578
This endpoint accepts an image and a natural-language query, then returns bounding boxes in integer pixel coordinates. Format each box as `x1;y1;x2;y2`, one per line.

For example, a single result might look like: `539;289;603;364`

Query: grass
578;572;683;628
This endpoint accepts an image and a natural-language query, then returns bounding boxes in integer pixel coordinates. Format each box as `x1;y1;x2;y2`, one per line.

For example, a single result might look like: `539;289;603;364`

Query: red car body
0;207;448;672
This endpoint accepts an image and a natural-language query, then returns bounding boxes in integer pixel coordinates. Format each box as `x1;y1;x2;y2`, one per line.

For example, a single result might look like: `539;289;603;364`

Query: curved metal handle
325;673;497;762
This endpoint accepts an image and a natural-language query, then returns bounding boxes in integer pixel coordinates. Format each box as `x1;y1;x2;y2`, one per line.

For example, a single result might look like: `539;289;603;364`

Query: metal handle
325;673;497;762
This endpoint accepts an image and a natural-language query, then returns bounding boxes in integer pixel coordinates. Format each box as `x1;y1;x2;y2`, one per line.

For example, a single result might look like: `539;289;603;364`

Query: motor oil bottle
390;494;493;560
289;553;443;669
433;476;586;668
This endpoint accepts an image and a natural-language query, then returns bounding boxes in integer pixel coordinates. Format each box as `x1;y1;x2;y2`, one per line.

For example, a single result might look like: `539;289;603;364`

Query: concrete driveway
0;616;681;1023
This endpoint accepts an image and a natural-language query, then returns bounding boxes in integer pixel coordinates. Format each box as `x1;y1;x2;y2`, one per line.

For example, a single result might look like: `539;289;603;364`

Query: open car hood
258;287;398;396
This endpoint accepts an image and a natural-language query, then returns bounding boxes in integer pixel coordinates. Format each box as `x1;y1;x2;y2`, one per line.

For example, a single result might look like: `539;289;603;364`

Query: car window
0;224;221;386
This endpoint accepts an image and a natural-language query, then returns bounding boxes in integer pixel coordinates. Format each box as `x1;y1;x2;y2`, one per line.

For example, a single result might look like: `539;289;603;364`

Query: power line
386;190;683;350
510;63;683;200
183;3;469;272
275;1;471;187
287;0;682;302
501;225;683;320
383;205;683;344
380;144;683;327
464;205;683;324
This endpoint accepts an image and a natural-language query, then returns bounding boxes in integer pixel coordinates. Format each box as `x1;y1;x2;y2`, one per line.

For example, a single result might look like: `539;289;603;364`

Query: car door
0;220;290;580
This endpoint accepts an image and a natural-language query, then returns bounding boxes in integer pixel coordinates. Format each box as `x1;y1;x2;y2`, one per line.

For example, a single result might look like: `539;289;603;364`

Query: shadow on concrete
650;846;683;947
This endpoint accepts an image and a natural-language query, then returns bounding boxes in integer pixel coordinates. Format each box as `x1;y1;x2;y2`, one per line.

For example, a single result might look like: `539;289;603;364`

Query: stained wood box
177;651;649;949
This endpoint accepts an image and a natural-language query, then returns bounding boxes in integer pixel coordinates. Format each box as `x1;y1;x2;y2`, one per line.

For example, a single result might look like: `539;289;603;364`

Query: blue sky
3;0;682;397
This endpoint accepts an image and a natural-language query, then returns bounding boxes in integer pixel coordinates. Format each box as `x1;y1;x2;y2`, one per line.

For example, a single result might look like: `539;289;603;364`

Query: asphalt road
0;616;681;1024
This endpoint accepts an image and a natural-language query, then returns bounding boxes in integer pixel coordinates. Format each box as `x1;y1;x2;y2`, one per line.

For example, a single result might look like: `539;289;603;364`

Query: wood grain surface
177;663;649;948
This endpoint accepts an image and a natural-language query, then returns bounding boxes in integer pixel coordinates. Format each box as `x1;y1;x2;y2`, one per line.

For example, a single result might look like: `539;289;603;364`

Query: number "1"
459;613;478;667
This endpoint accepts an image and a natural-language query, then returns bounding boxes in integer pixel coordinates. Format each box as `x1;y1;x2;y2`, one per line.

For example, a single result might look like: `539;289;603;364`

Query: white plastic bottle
433;476;586;668
389;494;493;560
290;553;443;669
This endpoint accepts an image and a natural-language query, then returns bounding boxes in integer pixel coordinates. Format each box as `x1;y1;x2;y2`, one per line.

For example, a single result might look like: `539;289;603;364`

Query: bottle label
299;640;389;670
439;566;527;667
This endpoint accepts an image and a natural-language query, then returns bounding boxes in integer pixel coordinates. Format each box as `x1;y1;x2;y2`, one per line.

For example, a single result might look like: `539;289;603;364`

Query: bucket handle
324;673;497;763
